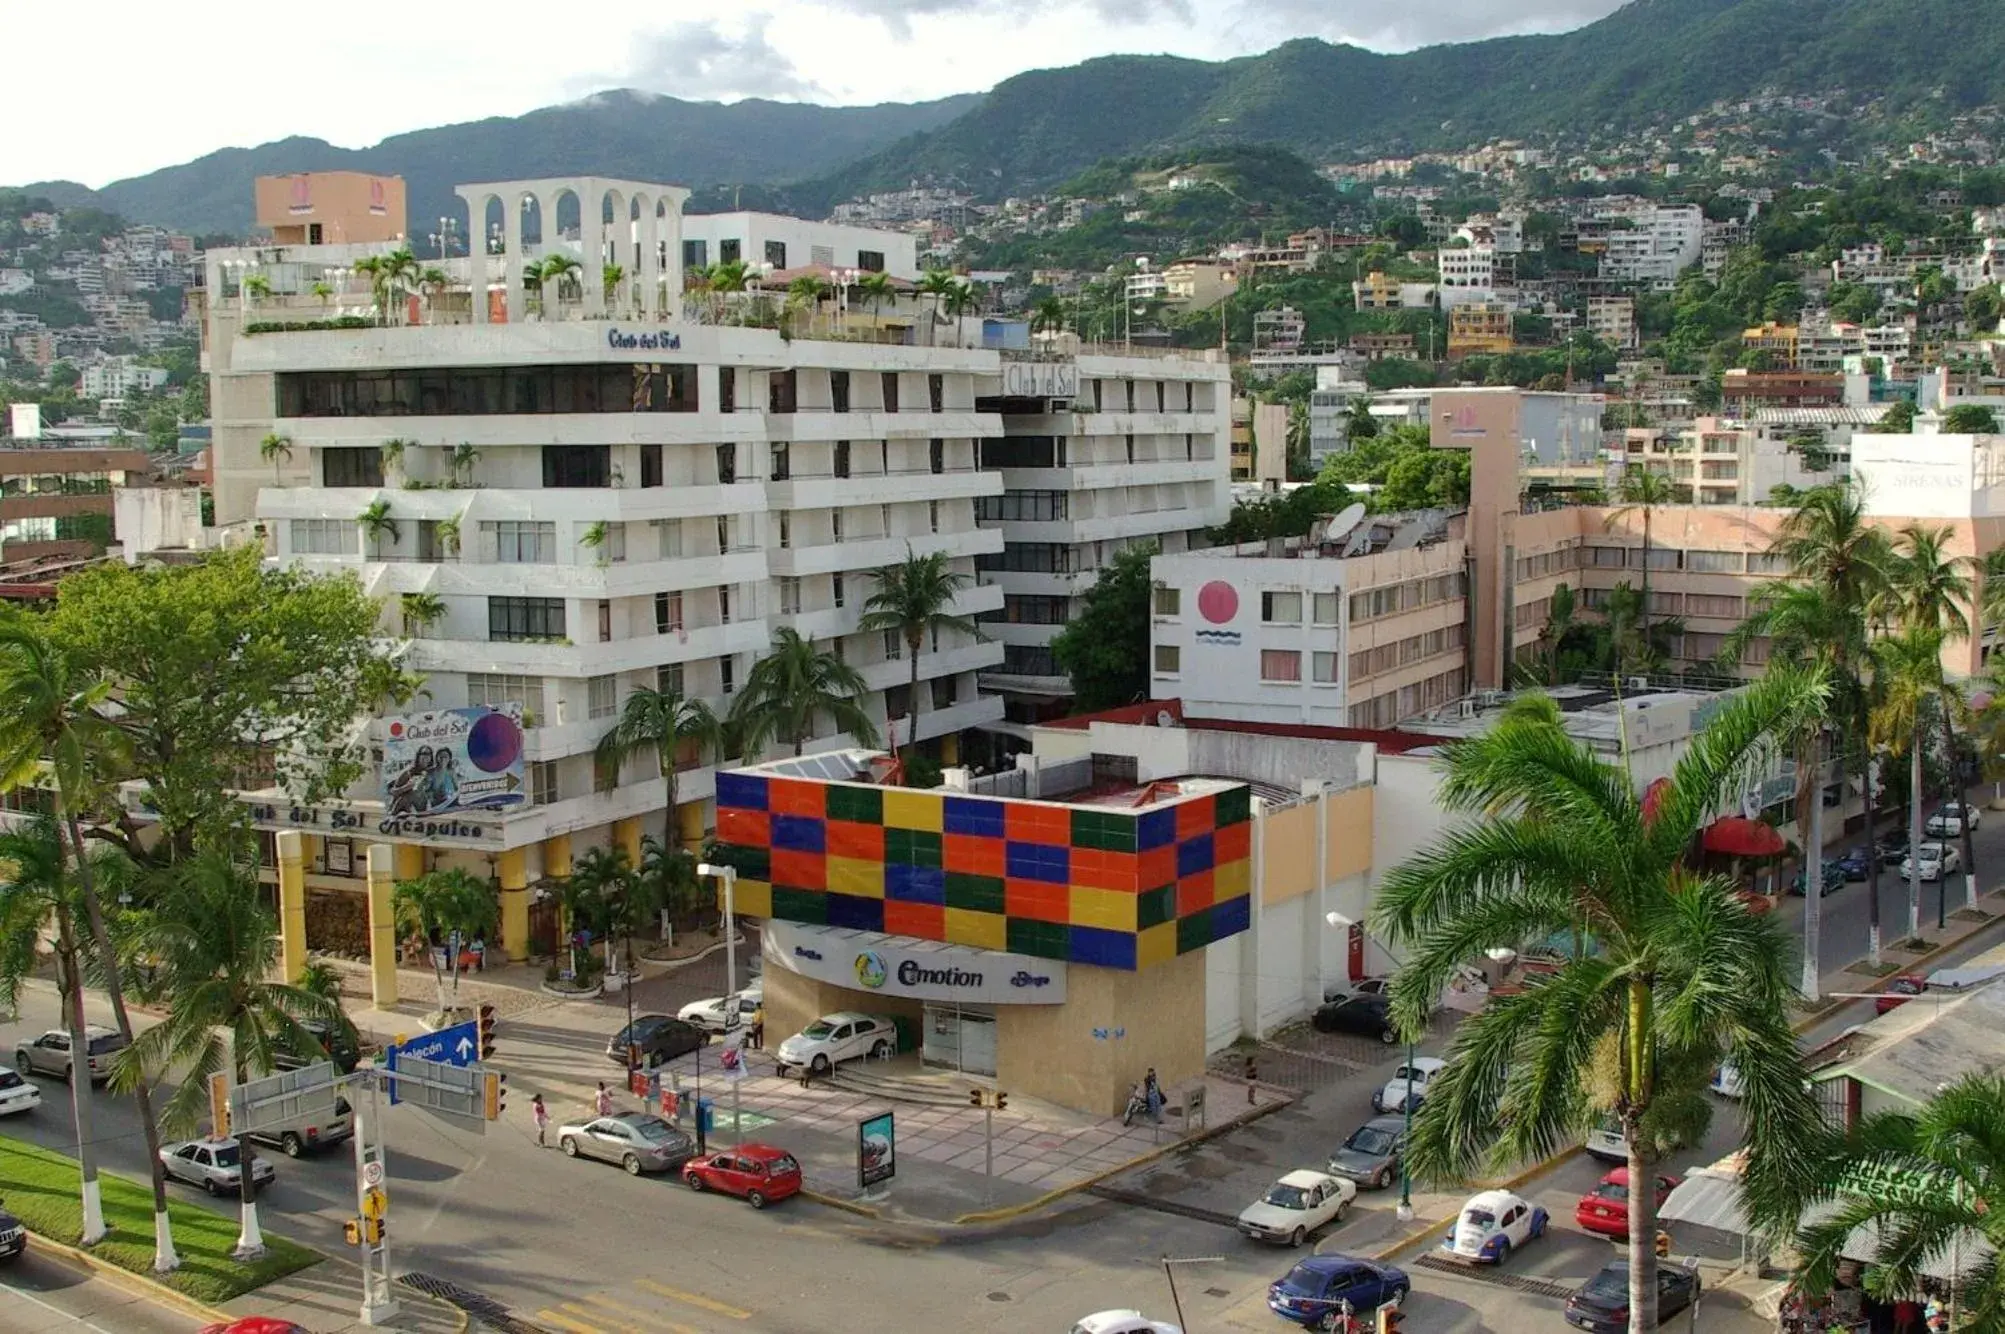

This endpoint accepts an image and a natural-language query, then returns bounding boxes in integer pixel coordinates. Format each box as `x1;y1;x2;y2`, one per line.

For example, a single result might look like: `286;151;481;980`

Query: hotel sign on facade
1001;359;1078;399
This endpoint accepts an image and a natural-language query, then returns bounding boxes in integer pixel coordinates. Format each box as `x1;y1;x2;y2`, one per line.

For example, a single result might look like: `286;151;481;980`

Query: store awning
1702;816;1787;858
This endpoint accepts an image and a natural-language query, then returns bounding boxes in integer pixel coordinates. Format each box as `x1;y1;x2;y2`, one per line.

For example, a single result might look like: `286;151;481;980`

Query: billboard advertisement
382;705;527;817
858;1111;895;1189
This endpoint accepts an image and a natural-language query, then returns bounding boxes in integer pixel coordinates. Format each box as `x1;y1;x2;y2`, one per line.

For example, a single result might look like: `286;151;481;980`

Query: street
2;1247;203;1334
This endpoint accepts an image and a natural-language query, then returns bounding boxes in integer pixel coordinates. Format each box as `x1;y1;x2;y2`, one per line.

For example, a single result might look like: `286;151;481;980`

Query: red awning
1702;816;1786;858
1641;777;1671;827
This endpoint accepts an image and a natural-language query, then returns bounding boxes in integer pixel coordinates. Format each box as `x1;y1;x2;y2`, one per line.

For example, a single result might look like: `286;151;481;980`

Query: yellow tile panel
944;906;1007;951
827;856;885;899
1214;857;1252;901
1069;885;1138;934
1136;921;1178;970
732;879;774;919
881;788;945;832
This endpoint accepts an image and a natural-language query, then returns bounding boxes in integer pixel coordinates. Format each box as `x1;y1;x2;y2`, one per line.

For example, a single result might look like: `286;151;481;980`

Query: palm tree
399;591;445;638
917;269;959;331
435;513;463;558
0;619;177;1266
309;280;334;304
595;684;720;853
858;548;979;756
638;832;696;928
602;262;625;306
1794;1073;2005;1325
240;273;272;307
356;499;398;559
258;432;293;484
1345;395;1380;442
117;850;343;1260
536;254;582;310
1607;469;1688;643
940;278;978;348
1871;628;1957;942
417;267;450;323
1529;583;1579;686
449;442;481;486
352;255;389;322
704;260;752;295
378;437;412;480
857;270;898;320
561;846;625;981
1885;521;1980;911
1373;665;1829;1334
392;868;498;1015
1030;296;1067;336
380;246;420;322
731;627;880;757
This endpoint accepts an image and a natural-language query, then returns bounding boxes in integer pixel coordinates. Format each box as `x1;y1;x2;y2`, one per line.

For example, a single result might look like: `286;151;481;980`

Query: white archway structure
455;176;689;324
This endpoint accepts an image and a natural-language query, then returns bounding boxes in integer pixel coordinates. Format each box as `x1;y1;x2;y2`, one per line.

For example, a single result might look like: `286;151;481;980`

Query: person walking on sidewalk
748;1006;765;1051
531;1094;550;1147
595;1081;614;1118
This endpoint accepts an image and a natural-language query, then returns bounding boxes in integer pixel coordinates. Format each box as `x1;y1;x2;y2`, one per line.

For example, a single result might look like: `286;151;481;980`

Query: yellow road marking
534;1309;608;1334
582;1292;702;1333
561;1302;643;1334
635;1277;753;1320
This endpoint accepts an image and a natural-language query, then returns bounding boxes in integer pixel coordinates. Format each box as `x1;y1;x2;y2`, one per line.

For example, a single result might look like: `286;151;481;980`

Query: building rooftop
1399;678;1743;750
732;747;1240;811
1178;508;1459;561
1808;945;2005;1105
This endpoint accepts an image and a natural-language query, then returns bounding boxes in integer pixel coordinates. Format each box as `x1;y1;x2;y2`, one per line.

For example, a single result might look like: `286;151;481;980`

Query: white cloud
617;14;826;100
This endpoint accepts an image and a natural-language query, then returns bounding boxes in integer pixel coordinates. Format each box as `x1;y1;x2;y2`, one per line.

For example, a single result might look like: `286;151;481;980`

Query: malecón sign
767;920;1066;1005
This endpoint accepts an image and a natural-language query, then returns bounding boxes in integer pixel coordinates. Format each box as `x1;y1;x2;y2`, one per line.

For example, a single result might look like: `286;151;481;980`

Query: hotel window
883;630;903;661
1590;546;1629;568
931;676;959;710
1313;652;1340;684
321;448;383;488
542;445;611;488
881;373;900;413
719;586;733;624
830;371;850;413
834;441;851;478
655;519;683;559
1747;551;1791;575
1155;382;1165;411
1312;592;1341;625
719;656;736;695
594;751;619;794
1685;549;1744;574
654;590;684;633
857;249;885;272
827;575;843;611
718;368;736;414
1153;586;1181;616
488;597;564;642
1687;593;1745;618
1645;547;1682;571
1260;649;1302;682
587;674;617;720
764;240;786;269
597;600;611;642
928;374;944;413
929;500;940;534
464;673;544;719
656;663;683;696
716;443;737;484
1154;644;1181;674
640;444;663;488
682;240;708;269
831;509;845;542
530;761;558;805
778;512;791;548
771;441;791;481
487;521;555;564
930;438;945;474
719;239;741;264
779;577;802;615
1261;591;1303;624
290;519;357;556
596;522;627;562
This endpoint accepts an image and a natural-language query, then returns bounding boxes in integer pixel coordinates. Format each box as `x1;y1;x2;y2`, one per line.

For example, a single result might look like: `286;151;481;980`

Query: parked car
678;982;763;1034
1266;1255;1409;1327
1070;1312;1180;1334
1309;992;1401;1044
272;1018;361;1075
1442;1188;1547;1264
160;1137;276;1197
1926;802;1981;838
1878;833;1911;866
1328;1115;1406;1189
1563;1259;1700;1332
1901;841;1961;883
1584;1115;1626;1163
0;1199;22;1261
606;1014;707;1067
1877;974;1928;1014
198;1322;310;1334
0;1068;42;1118
1322;976;1391;1004
1237;1170;1356;1246
1788;858;1846;896
14;1026;127;1083
775;1012;897;1075
1836;846;1875;881
1575;1166;1680;1240
681;1143;802;1208
557;1111;696;1176
1710;1063;1745;1099
244;1095;353;1159
1371;1057;1446;1114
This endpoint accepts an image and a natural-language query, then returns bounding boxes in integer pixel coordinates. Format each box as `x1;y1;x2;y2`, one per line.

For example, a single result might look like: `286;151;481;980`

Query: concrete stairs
825;1059;989;1107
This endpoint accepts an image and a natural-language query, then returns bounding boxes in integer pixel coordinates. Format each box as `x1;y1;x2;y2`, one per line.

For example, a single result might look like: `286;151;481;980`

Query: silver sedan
556;1112;697;1176
160;1137;276;1196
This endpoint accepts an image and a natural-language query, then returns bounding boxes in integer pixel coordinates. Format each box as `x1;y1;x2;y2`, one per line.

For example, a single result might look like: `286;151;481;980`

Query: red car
1877;975;1927;1014
682;1143;802;1209
200;1321;308;1334
1575;1166;1681;1239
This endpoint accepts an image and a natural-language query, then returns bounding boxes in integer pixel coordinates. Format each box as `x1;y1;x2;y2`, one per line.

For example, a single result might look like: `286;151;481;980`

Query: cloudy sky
8;0;1627;188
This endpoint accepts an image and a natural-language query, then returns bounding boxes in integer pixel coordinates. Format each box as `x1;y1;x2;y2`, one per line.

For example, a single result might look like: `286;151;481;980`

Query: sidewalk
217;1255;467;1334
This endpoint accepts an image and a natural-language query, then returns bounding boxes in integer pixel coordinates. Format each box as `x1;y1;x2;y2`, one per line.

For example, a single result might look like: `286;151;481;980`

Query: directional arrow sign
384;1020;480;1105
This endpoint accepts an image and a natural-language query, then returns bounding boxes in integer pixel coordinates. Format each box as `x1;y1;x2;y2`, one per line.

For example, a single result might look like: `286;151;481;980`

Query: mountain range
16;0;2005;238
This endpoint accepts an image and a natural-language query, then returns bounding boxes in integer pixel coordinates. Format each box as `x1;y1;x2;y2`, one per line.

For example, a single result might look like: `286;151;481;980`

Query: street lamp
695;862;740;997
1327;910;1415;1222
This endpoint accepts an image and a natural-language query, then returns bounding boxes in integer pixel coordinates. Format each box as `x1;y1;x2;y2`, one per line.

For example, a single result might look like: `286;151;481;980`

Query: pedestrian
1144;1067;1163;1124
531;1093;549;1147
748;1007;765;1051
595;1080;614;1117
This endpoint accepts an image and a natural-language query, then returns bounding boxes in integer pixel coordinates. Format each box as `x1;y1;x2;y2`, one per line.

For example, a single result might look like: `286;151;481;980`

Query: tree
859;548;979;756
536;253;582;306
399;591;444;638
116;850;343;1259
1873;399;1917;433
857;270;898;319
1964;283;2003;333
392;869;498;1014
417;267;450;322
1886;522;1979;912
1051;544;1155;711
1345;395;1379;441
940;278;978;347
731;626;879;757
601;262;625;304
917;268;960;328
46;548;409;860
356;499;398;558
704;260;752;295
1373;667;1829;1334
1608;470;1689;647
1942;403;2000;434
561;845;627;981
1871;628;1953;944
594;683;721;852
1794;1073;2005;1323
258;432;292;484
1030;296;1067;335
448;442;481;486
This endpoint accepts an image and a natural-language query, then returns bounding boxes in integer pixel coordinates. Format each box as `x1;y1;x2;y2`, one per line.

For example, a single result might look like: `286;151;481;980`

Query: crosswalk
534;1276;756;1334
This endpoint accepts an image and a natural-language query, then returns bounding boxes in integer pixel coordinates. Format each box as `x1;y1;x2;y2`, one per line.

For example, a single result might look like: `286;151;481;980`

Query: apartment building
1351;273;1437;311
0;441;152;557
1228;397;1287;484
1436;244;1497;309
972;350;1233;721
255;172;406;246
1161;259;1237;310
1586;296;1638;351
1595;203;1703;286
1721;369;1844;415
1307;369;1369;469
679;212;917;280
1447;302;1513;358
79;357;170;399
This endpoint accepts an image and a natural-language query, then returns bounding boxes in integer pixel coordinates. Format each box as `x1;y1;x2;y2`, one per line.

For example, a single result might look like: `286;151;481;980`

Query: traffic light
478;1003;498;1060
1376;1306;1403;1334
363;1216;386;1245
995;1092;1007;1111
482;1069;507;1121
343;1219;362;1247
969;1088;984;1108
1655;1230;1672;1258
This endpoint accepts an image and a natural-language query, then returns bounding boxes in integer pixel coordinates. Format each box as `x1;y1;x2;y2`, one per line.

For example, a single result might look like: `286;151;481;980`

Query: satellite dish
1155;710;1176;727
1324;503;1367;544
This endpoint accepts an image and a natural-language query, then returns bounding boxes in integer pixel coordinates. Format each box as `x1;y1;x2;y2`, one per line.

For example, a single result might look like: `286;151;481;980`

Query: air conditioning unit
1628;676;1650;691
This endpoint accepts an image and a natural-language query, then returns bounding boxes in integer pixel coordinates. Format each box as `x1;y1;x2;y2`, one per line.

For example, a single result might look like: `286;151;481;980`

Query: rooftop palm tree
258;433;293;485
117;850;343;1260
417;267;450;323
392;868;498;1016
857;270;898;320
602;261;625;306
1886;522;1980;912
536;253;582;309
448;442;481;487
356;499;398;559
595;683;720;854
731;626;879;758
917;268;959;334
1030;295;1067;336
1793;1073;2005;1326
858;548;979;757
705;259;752;295
1607;469;1689;644
399;591;445;639
1372;664;1829;1334
940;278;978;348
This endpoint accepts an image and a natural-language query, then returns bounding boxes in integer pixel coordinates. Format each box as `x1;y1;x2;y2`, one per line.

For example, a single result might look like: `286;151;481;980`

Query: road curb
25;1228;235;1326
1789;891;2005;1034
1362;1144;1587;1262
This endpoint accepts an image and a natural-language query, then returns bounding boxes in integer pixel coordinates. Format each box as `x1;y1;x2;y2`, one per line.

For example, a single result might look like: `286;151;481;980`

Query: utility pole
1160;1255;1224;1331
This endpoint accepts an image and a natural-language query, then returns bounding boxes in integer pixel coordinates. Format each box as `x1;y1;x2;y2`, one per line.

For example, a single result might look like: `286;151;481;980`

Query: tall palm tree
417;267;450;323
1885;521;1980;911
595;684;720;852
0;618;176;1266
392;868;498;1014
379;246;420;323
258;433;293;484
561;845;625;981
1531;583;1579;686
858;548;979;757
534;253;582;311
731;627;880;757
356;499;398;559
917;268;959;329
117;850;343;1260
1373;665;1829;1334
1871;627;1957;942
1794;1073;2005;1325
1607;469;1688;642
940;279;978;348
1030;296;1067;336
857;270;898;320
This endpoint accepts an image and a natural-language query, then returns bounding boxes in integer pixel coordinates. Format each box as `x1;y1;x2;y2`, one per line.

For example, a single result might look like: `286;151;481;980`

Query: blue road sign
385;1020;480;1105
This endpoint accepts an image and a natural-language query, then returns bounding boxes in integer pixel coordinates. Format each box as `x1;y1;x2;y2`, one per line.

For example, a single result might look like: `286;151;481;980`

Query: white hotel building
194;174;1227;965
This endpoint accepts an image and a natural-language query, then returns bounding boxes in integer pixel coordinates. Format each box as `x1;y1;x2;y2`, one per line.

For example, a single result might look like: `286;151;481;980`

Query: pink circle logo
1197;581;1239;624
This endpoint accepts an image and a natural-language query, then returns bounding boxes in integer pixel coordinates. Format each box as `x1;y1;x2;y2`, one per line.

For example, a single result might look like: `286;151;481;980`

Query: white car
1070;1312;1181;1334
775;1011;897;1075
677;983;763;1034
1711;1063;1745;1099
1901;842;1961;883
0;1068;41;1117
1584;1115;1626;1162
1925;803;1981;838
1442;1188;1549;1264
1371;1057;1446;1114
1236;1169;1357;1246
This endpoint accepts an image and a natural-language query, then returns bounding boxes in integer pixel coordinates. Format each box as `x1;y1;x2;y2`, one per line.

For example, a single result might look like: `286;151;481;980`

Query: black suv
273;1018;362;1074
0;1199;23;1261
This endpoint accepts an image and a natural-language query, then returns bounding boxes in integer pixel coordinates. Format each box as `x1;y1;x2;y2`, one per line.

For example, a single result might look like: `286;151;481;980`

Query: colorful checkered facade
711;772;1253;971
